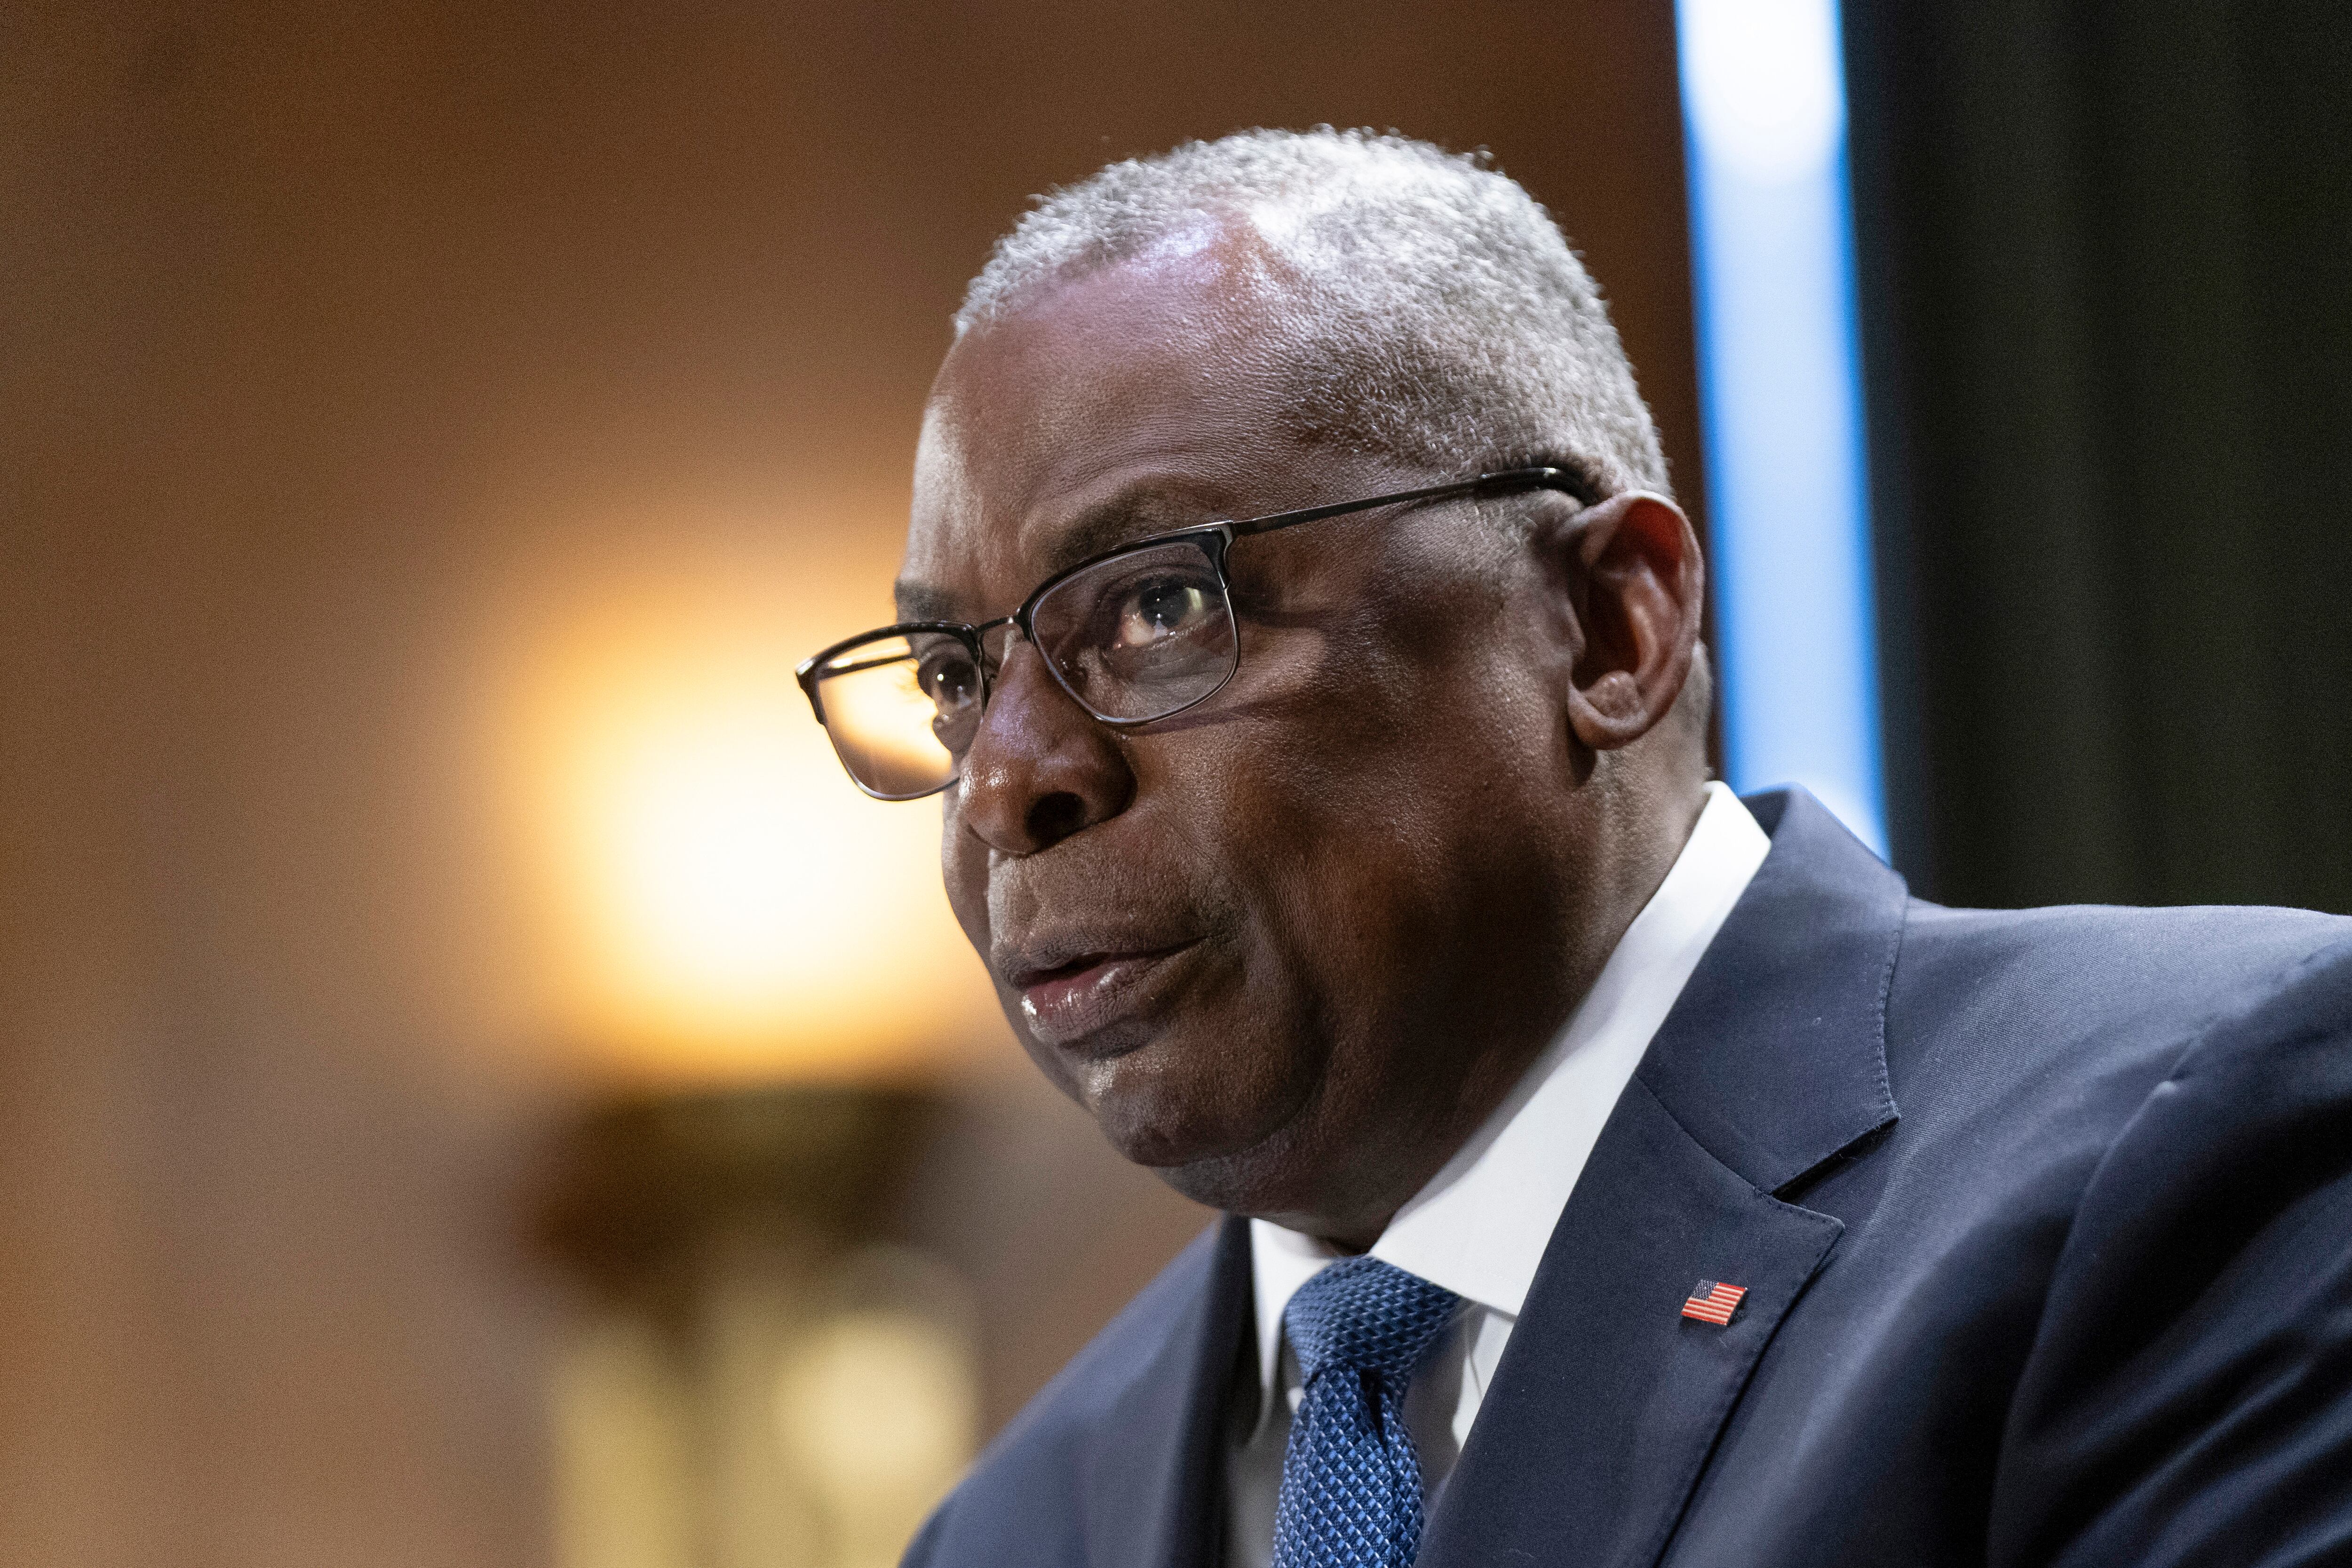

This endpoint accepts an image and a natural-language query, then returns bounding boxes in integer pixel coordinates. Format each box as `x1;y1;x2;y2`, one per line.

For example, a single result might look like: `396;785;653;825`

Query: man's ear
1531;491;1704;752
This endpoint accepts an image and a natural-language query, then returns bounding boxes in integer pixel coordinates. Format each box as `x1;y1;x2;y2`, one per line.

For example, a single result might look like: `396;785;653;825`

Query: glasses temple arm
1225;467;1595;539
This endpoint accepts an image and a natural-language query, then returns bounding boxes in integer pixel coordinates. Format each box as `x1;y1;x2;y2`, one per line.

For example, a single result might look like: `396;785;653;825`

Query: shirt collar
1247;782;1772;1416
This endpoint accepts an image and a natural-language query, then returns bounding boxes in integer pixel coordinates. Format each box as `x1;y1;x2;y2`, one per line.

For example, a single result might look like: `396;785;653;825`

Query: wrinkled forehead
898;230;1324;622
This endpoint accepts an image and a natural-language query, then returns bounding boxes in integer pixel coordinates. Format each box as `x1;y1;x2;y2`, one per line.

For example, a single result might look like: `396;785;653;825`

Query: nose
954;637;1135;855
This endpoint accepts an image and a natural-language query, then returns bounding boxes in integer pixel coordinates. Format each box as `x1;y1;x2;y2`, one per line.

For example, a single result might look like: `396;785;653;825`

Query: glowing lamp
503;512;995;1568
498;522;998;1087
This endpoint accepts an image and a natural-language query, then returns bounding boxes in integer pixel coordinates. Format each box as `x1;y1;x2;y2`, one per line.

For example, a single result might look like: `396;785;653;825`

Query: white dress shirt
1224;782;1772;1568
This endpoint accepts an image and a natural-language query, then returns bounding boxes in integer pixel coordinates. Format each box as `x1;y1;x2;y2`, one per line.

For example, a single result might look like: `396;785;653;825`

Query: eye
1111;578;1214;649
915;645;981;710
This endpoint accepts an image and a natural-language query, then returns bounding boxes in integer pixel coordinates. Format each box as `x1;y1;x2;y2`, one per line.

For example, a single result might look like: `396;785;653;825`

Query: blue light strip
1676;0;1886;853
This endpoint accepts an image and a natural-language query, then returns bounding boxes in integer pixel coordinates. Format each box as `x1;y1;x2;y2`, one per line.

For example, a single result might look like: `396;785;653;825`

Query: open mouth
1016;952;1114;988
1013;942;1197;1050
1009;941;1190;991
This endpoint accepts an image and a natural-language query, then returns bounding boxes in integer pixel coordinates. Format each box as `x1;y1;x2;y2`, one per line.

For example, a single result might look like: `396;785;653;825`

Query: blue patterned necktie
1272;1255;1464;1568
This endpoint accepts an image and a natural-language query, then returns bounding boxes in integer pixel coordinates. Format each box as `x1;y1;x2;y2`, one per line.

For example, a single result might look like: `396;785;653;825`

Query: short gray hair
955;127;1669;500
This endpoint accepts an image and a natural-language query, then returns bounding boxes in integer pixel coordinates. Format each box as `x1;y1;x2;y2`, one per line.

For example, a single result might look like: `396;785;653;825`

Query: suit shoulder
1987;936;2352;1564
1891;898;2350;1071
2149;924;2352;1098
1853;902;2351;1206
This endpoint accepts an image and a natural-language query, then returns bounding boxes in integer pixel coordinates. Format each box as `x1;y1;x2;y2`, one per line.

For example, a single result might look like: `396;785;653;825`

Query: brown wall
0;2;1696;1563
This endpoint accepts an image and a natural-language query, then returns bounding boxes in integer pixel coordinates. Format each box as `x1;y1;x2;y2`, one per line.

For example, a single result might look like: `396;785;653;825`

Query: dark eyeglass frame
796;465;1596;798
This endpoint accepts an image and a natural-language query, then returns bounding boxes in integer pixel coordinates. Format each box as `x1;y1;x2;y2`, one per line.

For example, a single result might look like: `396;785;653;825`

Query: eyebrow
894;479;1235;623
893;581;962;621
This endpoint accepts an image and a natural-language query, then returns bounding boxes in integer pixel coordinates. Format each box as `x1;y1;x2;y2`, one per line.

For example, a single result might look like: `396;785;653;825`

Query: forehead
899;231;1327;618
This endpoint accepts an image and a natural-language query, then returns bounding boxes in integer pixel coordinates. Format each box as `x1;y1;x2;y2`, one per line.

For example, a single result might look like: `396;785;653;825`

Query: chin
1145;1133;1346;1227
1075;1027;1315;1194
1148;1148;1286;1215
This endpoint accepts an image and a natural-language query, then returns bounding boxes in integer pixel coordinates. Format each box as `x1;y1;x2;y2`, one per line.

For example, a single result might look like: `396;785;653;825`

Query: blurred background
3;1;2346;1566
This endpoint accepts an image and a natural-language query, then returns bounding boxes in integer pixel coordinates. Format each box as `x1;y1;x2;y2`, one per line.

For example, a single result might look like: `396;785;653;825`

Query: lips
1005;940;1198;1051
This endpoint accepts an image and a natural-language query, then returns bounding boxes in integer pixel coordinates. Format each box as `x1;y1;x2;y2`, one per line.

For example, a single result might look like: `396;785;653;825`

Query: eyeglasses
796;467;1593;799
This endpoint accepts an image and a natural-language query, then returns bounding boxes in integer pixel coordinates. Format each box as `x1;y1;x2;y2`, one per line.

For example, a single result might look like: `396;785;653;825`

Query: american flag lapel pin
1681;1280;1747;1325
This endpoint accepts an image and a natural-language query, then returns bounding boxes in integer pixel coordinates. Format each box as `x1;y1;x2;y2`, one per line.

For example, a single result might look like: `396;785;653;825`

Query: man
797;130;2352;1567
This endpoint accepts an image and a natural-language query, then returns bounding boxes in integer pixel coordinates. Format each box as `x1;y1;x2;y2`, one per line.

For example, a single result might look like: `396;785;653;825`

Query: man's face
900;234;1599;1235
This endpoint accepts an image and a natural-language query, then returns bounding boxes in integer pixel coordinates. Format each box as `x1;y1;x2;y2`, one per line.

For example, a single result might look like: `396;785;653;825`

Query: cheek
940;794;1092;1101
1206;660;1540;1017
939;791;990;955
1256;800;1438;1015
1184;732;1438;1025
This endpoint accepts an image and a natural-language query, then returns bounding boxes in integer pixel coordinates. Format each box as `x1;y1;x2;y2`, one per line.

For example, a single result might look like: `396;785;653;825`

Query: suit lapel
1419;788;1908;1568
1417;1078;1844;1568
1081;1214;1251;1568
1633;789;1907;1192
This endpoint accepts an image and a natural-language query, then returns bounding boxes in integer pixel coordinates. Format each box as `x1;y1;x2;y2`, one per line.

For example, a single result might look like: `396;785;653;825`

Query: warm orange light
494;504;1001;1086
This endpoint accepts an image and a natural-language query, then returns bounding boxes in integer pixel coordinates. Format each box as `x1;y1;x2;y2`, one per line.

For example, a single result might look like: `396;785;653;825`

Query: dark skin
899;228;1709;1249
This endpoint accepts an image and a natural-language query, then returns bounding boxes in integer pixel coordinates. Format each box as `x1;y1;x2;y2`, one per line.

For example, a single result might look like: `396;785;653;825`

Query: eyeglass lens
1029;539;1236;721
811;537;1238;798
808;632;972;799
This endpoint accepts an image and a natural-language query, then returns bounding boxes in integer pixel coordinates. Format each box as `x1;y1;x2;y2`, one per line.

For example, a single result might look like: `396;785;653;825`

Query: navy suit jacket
906;789;2352;1567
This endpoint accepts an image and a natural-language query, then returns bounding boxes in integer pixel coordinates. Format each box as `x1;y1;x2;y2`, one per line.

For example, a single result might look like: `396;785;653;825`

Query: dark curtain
1846;0;2352;912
